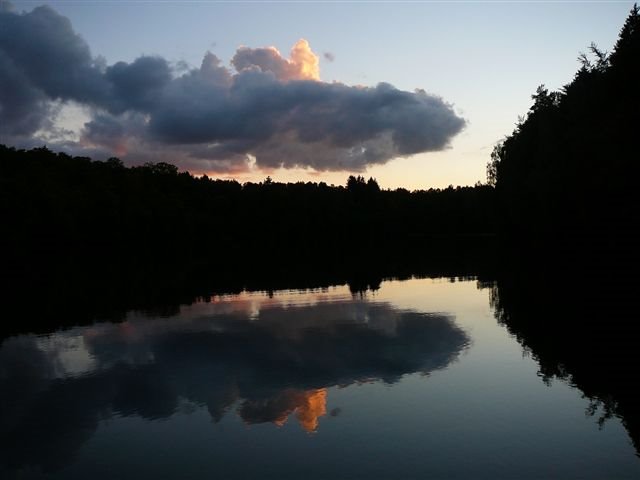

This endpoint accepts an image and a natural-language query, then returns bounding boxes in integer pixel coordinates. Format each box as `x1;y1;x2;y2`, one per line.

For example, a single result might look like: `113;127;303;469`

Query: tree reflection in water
489;258;640;456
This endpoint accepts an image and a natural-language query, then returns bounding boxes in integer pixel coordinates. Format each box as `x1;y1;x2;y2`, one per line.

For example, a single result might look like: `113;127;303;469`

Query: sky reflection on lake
1;278;639;479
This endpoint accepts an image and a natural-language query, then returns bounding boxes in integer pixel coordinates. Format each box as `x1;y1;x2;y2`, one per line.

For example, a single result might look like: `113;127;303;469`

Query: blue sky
5;1;635;188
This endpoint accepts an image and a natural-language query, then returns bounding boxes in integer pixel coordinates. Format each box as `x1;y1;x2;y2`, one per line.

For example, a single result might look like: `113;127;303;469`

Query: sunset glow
1;1;639;476
1;1;633;188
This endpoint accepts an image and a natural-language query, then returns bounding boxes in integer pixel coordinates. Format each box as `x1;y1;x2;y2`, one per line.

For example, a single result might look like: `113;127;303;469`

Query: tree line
484;7;640;452
0;144;497;335
487;4;639;249
1;144;496;269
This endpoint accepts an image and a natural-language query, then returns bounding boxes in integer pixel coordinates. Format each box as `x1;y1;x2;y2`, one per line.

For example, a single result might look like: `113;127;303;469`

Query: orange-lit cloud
289;39;320;81
232;39;320;82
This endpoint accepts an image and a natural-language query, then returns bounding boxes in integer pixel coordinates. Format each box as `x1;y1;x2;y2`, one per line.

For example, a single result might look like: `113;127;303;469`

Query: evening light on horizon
3;2;640;477
1;0;634;189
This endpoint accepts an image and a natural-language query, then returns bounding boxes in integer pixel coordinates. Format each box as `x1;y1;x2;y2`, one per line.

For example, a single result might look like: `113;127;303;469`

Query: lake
2;276;639;479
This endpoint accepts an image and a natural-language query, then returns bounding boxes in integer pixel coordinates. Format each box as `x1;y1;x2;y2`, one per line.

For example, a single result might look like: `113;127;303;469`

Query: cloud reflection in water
0;292;469;472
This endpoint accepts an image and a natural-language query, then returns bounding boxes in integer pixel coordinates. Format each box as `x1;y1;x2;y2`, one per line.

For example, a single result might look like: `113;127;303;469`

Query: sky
0;0;635;189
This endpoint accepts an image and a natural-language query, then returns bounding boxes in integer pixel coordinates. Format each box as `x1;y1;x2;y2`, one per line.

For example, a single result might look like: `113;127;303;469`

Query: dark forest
487;5;639;250
2;5;640;474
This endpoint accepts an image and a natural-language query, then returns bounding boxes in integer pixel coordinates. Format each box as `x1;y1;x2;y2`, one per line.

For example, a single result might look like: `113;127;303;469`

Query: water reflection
240;388;328;432
0;293;469;473
489;265;640;456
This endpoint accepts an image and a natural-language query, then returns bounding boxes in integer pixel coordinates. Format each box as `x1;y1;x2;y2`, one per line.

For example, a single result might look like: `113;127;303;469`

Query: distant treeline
1;143;498;334
488;4;640;246
0;143;496;267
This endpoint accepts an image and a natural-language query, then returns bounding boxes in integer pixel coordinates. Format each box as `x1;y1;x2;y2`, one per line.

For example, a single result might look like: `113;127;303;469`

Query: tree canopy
488;4;640;240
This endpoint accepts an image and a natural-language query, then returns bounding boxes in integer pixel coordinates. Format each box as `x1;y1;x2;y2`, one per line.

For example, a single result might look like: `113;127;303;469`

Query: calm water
1;277;639;479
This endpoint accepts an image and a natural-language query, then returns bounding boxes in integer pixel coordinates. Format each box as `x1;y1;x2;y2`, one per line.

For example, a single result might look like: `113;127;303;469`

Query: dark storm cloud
105;56;172;112
149;77;465;170
0;4;109;134
0;49;52;135
0;2;466;172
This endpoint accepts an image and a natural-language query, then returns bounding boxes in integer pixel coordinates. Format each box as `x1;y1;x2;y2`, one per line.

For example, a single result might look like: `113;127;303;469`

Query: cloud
0;48;52;135
231;38;320;82
105;56;172;112
0;4;103;136
0;3;465;173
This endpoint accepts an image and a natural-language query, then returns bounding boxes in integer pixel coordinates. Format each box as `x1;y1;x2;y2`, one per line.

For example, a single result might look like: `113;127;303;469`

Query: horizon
1;0;635;189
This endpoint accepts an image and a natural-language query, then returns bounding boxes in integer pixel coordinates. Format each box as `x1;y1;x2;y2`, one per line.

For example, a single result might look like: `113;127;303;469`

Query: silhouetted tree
347;175;366;192
1;143;496;273
367;177;380;193
488;4;640;243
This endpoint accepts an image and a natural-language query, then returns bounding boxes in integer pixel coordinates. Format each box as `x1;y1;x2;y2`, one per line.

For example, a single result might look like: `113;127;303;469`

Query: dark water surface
2;277;639;479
